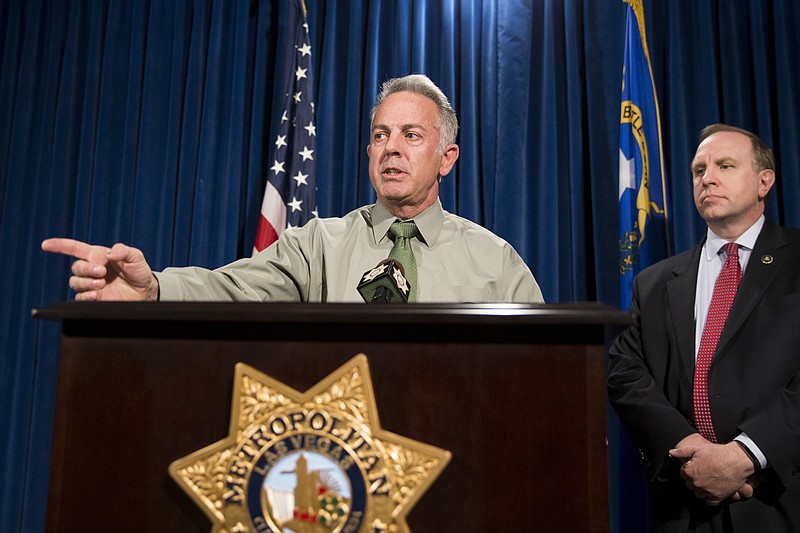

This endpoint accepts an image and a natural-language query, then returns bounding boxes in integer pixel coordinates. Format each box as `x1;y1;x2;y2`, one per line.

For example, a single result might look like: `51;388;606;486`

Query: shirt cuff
734;433;767;471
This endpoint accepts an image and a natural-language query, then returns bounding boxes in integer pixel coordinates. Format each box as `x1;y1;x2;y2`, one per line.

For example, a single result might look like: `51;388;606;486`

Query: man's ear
438;144;459;177
758;168;775;200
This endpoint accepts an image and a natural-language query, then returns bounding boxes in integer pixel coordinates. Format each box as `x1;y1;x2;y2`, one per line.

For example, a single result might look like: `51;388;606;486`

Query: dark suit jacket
608;221;800;532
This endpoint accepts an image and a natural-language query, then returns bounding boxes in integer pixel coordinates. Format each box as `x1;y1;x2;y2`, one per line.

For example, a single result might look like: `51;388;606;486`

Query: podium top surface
34;301;628;344
34;301;628;325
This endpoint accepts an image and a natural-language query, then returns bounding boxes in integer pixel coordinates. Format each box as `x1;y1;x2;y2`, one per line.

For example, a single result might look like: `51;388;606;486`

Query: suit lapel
666;244;703;375
716;221;788;355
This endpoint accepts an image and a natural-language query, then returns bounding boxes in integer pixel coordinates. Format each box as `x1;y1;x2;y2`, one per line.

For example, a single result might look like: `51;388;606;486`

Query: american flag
253;0;317;254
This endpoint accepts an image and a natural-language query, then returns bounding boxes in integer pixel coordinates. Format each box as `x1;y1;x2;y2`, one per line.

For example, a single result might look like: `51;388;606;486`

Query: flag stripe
261;180;288;239
254;215;279;253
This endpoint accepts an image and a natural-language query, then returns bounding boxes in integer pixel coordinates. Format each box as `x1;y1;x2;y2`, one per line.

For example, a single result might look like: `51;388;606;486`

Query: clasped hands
669;433;759;506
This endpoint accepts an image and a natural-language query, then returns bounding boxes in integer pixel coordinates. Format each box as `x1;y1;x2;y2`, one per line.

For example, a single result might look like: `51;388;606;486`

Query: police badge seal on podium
169;355;450;533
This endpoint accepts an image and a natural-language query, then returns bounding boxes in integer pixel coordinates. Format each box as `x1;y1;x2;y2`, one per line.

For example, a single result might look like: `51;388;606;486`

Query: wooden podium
35;302;627;532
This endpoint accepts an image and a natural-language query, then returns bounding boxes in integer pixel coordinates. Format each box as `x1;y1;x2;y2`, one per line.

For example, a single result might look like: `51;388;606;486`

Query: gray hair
370;74;459;153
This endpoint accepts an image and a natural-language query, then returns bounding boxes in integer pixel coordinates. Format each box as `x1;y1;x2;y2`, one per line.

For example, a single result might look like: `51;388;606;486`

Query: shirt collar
369;199;445;247
703;215;765;260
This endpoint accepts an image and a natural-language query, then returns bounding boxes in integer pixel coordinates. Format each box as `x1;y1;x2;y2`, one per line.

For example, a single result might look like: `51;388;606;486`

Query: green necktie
388;220;418;302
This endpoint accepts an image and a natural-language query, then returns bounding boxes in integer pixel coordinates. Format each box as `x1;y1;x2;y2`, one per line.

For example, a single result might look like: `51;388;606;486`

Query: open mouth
382;168;404;177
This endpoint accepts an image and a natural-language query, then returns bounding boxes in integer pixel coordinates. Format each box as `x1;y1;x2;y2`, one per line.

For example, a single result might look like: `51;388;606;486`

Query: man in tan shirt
42;74;543;303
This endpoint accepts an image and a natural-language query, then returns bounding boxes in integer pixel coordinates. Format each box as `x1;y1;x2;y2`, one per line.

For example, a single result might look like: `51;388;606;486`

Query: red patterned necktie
693;242;742;442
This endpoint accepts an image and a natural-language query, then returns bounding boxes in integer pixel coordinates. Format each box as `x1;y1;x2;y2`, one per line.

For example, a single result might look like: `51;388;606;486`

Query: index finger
41;238;101;260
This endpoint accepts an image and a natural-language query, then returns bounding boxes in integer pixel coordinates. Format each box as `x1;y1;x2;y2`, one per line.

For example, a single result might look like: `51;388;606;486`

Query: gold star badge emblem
392;266;410;296
169;355;450;533
362;263;389;283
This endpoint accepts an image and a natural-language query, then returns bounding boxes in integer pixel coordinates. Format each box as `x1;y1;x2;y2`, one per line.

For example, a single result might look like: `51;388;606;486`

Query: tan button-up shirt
156;199;544;303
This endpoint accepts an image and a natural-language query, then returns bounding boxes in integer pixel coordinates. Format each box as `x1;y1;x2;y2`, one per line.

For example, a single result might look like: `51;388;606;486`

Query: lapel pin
761;254;773;265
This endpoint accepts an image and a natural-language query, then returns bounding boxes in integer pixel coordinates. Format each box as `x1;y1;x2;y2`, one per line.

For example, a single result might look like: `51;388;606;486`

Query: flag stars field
253;0;317;255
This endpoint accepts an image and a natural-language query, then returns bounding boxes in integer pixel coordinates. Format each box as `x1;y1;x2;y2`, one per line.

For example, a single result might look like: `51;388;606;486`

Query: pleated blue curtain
3;1;800;532
1;1;280;531
650;0;800;250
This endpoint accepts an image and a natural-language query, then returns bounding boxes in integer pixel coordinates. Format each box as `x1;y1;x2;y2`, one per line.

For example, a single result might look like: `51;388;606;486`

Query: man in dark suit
608;124;800;532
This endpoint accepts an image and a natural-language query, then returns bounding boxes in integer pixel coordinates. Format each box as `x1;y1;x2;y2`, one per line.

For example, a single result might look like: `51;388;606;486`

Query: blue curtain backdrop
2;1;799;531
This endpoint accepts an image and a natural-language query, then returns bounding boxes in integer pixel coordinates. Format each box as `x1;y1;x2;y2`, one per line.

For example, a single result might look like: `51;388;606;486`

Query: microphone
357;259;411;303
